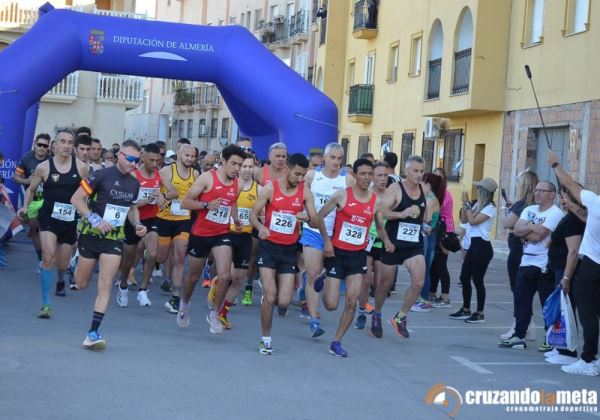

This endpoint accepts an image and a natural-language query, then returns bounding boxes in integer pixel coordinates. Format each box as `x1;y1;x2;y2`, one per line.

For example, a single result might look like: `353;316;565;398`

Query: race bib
365;234;376;252
51;202;75;222
238;207;251;226
103;204;129;227
138;187;159;203
170;200;190;217
396;222;420;242
206;205;231;224
315;192;331;210
269;211;296;235
339;222;367;246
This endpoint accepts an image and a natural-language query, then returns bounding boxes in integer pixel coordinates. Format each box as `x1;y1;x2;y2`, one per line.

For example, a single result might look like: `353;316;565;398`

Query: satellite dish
452;159;464;175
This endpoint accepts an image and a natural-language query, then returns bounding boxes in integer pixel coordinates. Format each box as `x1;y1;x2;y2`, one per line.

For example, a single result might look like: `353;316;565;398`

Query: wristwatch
202;201;208;209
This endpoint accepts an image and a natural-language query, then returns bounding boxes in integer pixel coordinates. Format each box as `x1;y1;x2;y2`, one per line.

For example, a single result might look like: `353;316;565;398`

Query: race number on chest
103;204;130;227
270;211;297;235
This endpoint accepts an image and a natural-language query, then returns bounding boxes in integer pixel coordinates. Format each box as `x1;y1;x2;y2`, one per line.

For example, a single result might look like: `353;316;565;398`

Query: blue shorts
299;228;325;251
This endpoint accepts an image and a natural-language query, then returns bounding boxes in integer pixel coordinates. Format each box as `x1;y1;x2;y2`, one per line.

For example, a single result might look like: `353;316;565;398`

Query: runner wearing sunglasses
70;140;146;350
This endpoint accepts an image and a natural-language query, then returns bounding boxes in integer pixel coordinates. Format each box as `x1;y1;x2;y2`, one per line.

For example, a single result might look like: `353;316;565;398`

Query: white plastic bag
546;292;577;352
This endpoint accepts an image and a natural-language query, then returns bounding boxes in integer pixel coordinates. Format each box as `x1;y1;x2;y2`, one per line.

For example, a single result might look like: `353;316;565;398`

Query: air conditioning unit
198;124;208;136
424;117;444;139
218;137;229;146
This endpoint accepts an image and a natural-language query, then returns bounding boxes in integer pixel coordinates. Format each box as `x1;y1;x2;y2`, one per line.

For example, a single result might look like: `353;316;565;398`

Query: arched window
452;8;473;94
426;19;443;100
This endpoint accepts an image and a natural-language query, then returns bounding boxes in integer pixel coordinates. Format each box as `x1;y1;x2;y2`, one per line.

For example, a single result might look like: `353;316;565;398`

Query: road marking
450;356;493;374
478;362;548;366
410;325;539;329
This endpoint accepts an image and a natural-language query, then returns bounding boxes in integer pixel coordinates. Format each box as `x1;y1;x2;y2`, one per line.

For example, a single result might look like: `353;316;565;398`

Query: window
210;118;218;138
229;16;236;25
388;43;399;83
255;9;262;29
198;118;207;137
409;33;422;76
187;119;193;138
270;5;279;20
347;59;355;89
365;51;376;84
422;136;435;173
246;11;251;28
178;120;184;138
358;135;370;157
443;129;464;182
565;0;590;34
143;89;149;113
399;132;414;175
240;13;245;27
341;137;349;165
221;118;230;138
524;0;545;46
381;134;393;153
218;19;224;26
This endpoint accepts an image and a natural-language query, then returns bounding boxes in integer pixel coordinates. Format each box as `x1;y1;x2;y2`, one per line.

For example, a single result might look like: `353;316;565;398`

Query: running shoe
259;339;274;355
313;272;325;293
218;313;232;330
152;268;163;278
116;287;129;308
37;305;51;319
498;335;527;349
207;280;217;309
242;289;253;306
449;308;471;320
390;313;409;338
137;290;151;307
202;278;212;288
465;312;485;323
68;273;77;291
55;280;66;297
160;278;172;293
431;297;451;308
370;312;383;338
82;331;106;351
277;306;288;317
538;342;552;352
544;348;559;359
177;305;189;328
354;313;367;329
364;302;375;314
165;296;180;314
299;306;310;319
561;359;599;376
329;341;348;357
410;297;432;313
546;354;578;365
310;319;325;338
206;311;223;334
525;320;537;341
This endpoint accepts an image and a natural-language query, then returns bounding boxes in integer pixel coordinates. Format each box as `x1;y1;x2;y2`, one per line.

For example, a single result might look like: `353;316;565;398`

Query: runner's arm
317;190;344;257
304;185;324;230
181;173;209;211
18;162;46;215
380;183;409;220
375;197;394;253
159;166;178;200
250;183;273;238
13;161;31;186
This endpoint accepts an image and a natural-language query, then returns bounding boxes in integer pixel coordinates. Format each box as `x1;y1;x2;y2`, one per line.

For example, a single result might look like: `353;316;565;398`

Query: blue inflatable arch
0;3;337;200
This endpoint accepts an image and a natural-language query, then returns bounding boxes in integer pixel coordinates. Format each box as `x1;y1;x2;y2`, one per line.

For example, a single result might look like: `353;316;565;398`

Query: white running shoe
177;306;189;328
116;287;129;307
544;348;559;359
546;354;578;365
561;359;599;376
499;318;516;340
152;268;162;278
137;290;151;306
525;320;536;341
206;310;223;334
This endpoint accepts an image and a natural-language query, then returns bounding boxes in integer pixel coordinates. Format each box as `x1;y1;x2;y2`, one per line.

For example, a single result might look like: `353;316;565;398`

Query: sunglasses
36;143;49;148
119;151;140;164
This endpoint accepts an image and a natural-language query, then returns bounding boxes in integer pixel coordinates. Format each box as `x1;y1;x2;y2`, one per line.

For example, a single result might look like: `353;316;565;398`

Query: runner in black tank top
17;131;88;318
370;156;428;340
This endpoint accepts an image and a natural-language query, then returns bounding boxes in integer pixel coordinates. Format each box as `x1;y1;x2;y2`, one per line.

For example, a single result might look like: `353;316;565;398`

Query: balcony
173;86;220;110
0;1;37;27
451;48;471;95
97;74;144;108
319;17;327;45
289;10;309;43
43;72;79;103
352;0;378;39
426;58;442;100
71;5;148;20
260;16;291;50
348;84;374;124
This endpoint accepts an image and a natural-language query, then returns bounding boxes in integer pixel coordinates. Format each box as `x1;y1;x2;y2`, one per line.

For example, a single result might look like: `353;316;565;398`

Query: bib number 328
339;222;366;246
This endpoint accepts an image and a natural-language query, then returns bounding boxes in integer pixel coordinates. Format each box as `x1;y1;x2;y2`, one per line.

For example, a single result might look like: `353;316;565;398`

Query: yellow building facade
315;0;599;238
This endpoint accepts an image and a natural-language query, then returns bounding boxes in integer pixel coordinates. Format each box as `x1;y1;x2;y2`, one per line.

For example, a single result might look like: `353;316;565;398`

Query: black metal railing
348;84;374;116
451;48;471;95
173;86;219;107
353;0;378;31
289;9;308;37
261;17;289;44
426;58;442;99
319;17;327;45
173;88;193;106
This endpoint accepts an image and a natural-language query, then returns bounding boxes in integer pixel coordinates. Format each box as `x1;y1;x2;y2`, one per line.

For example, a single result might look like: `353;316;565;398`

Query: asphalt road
0;234;598;420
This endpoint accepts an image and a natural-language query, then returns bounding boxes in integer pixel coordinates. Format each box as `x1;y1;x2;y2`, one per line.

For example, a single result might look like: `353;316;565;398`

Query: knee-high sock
40;269;53;306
